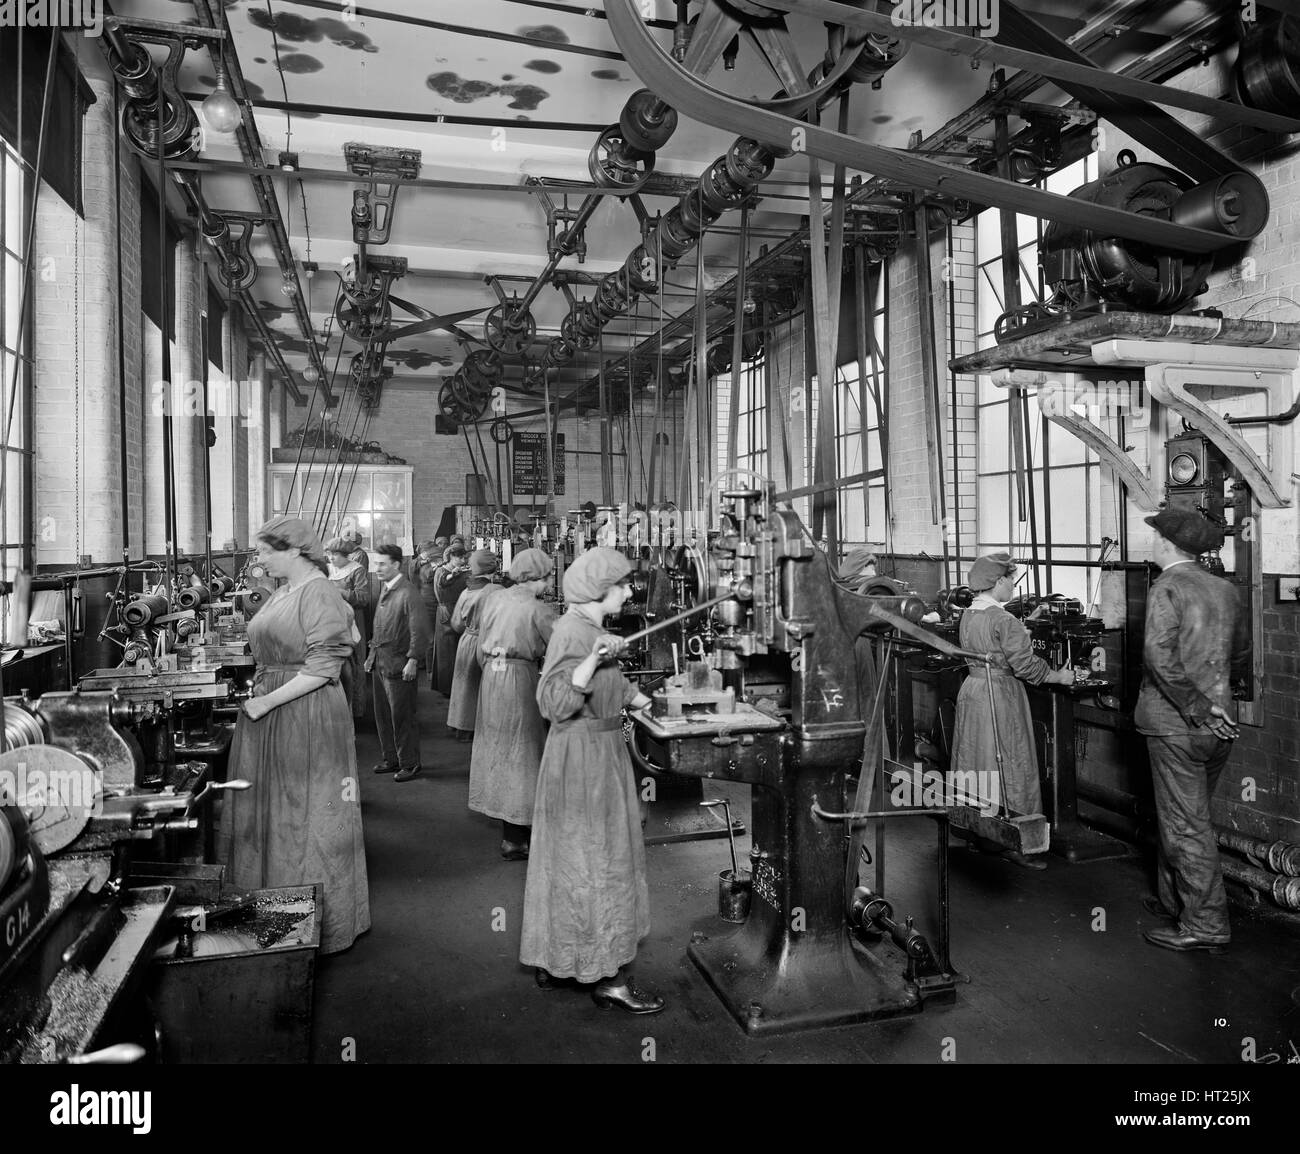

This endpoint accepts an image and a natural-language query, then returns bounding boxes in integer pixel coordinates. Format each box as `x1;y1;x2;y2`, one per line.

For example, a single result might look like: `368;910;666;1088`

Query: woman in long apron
950;551;1074;870
326;537;371;719
469;549;555;858
519;548;660;1014
430;546;469;696
221;516;371;954
447;549;503;739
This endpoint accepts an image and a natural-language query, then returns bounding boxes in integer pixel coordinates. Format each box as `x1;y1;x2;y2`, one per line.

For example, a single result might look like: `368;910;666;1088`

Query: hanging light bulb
203;66;242;134
742;292;757;314
279;273;298;298
303;364;320;383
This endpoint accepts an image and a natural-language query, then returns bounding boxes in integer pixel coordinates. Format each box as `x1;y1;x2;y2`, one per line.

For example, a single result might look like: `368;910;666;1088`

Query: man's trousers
1146;732;1233;941
373;671;420;771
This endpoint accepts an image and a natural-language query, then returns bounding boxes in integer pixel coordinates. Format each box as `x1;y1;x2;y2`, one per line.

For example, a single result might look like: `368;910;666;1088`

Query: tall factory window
973;155;1101;603
835;265;887;548
715;351;768;482
1;134;32;603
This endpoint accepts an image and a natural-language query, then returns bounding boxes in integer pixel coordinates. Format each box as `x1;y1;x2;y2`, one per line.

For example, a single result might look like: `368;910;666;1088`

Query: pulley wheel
588;125;655;193
484;302;537;356
490;417;514;444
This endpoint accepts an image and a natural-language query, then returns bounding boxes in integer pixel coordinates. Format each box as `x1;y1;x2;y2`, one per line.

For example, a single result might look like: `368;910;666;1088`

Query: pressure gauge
1169;452;1200;486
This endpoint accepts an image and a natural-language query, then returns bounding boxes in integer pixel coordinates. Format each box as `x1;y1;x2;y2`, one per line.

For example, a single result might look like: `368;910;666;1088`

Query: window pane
5;450;22;547
1047;415;1087;466
336;511;371;544
978;401;1009;472
840;486;864;540
867;485;885;531
4;153;21;251
1047;467;1088;542
866;428;881;471
374;474;404;511
4;254;22;351
978;474;1008;544
272;474;297;513
977;267;1004;337
976;208;1000;264
372;513;403;549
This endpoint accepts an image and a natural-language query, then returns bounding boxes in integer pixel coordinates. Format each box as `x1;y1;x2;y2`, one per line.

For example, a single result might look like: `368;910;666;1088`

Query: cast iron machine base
633;483;959;1035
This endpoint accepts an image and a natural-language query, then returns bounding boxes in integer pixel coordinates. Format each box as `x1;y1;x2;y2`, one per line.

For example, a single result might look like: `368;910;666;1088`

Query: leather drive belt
606;0;1272;254
762;0;1300;140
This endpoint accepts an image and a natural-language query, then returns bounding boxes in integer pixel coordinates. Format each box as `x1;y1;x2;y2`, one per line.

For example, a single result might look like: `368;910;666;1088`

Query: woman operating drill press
519;547;660;1013
950;552;1074;870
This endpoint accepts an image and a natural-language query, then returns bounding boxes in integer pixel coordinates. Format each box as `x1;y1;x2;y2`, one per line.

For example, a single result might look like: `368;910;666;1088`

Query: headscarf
257;515;328;568
324;536;350;556
838;546;878;581
415;539;438;558
562;547;632;604
967;551;1017;593
468;548;500;576
509;548;553;583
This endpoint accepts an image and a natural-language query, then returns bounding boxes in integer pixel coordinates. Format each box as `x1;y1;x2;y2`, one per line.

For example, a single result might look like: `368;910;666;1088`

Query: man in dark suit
1136;508;1250;953
365;544;431;782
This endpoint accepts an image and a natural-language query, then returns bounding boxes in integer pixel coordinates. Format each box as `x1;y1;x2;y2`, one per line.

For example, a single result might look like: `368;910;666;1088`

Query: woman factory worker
326;536;371;719
446;548;503;740
430;545;470;696
520;547;661;1014
220;517;370;953
950;551;1074;870
468;548;556;859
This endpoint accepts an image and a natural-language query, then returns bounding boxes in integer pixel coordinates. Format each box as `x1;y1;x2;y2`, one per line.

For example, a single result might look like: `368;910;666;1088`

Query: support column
172;239;206;556
246;353;270;533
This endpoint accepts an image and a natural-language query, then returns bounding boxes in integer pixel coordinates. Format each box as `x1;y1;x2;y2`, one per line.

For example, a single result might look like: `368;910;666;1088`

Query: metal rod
601;591;735;653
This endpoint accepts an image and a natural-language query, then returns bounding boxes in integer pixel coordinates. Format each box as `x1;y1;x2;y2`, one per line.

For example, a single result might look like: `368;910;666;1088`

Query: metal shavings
19;968;108;1064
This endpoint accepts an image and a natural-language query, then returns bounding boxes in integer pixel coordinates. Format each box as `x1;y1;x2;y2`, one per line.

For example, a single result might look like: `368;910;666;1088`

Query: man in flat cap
1136;507;1250;953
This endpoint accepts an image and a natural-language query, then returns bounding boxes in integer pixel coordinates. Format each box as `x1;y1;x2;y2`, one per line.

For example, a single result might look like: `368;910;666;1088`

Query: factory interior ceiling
92;0;1240;413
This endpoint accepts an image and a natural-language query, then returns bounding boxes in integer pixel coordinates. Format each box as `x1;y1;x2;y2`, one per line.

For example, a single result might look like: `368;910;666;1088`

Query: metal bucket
718;867;752;923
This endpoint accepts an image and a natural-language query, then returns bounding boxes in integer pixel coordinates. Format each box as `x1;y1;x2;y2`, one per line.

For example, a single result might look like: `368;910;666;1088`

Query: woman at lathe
220;516;370;953
519;548;661;1014
469;548;555;859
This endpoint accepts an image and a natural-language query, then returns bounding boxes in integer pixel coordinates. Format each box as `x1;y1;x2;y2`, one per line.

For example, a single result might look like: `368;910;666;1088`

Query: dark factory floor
311;689;1300;1065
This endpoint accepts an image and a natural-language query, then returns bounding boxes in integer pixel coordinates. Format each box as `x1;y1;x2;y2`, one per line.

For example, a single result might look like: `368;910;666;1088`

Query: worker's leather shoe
1141;895;1177;920
1143;925;1229;954
535;968;571;991
591;981;665;1015
1002;850;1047;871
501;840;529;860
373;762;397;774
393;764;422;782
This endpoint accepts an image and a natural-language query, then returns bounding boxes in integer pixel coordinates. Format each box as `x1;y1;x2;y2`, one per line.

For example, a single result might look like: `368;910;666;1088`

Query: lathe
0;688;245;1063
630;483;959;1035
